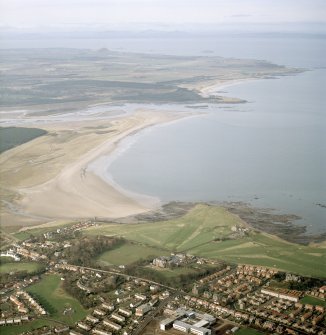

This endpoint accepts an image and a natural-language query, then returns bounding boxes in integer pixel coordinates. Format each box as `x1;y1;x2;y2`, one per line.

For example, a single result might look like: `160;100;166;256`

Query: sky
1;0;326;31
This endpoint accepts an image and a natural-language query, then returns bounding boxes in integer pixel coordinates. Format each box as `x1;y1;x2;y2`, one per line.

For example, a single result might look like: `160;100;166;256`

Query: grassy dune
86;204;326;278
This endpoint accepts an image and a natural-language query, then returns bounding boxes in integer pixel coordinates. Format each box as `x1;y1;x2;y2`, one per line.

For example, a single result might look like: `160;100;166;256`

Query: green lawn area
13;221;74;241
191;232;326;278
86;204;326;278
97;242;169;266
87;204;244;251
235;328;264;335
149;265;205;278
0;319;57;335
0;262;41;274
300;296;326;307
27;274;87;325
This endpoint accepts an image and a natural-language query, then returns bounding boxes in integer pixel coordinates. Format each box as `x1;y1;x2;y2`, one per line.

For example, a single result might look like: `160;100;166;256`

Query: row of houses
261;287;303;302
17;291;47;315
0;316;29;326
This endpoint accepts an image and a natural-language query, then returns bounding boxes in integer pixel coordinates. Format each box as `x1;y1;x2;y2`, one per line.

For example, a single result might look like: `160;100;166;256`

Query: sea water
105;36;326;233
3;34;325;233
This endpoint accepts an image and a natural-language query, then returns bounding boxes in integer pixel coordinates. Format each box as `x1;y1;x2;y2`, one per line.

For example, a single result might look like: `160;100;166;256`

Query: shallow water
3;34;326;232
108;69;326;233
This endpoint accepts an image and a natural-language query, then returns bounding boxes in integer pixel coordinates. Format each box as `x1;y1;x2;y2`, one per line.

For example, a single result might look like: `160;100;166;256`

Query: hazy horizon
1;0;326;35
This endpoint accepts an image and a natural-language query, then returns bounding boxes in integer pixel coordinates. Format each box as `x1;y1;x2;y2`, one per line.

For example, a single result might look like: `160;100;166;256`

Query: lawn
27;274;87;325
235;328;264;335
13;221;74;241
97;242;169;266
149;265;207;278
0;319;57;335
0;262;42;274
86;204;326;278
191;232;326;278
87;204;244;252
300;296;326;307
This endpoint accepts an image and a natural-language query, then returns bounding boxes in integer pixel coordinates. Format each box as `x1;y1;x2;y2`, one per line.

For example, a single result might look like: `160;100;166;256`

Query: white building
160;318;174;330
173;321;191;333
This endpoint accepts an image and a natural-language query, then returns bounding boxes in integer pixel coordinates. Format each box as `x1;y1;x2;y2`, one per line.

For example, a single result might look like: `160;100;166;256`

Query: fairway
87;205;244;251
97;242;169;266
191;232;326;278
0;262;41;274
86;205;326;278
27;274;87;325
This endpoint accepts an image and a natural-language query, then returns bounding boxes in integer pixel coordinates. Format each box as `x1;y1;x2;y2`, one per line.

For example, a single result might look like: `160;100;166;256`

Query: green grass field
87;205;243;251
26;274;87;325
97;243;169;266
149;265;206;278
300;296;326;307
0;319;58;335
235;328;264;335
86;204;326;278
0;262;41;274
13;221;74;240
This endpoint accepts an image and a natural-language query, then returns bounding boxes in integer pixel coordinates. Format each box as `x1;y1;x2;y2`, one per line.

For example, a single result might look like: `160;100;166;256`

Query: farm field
0;261;42;274
97;242;169;266
26;274;87;325
86;205;326;278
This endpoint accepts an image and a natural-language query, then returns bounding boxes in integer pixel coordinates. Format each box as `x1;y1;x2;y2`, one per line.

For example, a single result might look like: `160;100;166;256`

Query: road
67;264;179;292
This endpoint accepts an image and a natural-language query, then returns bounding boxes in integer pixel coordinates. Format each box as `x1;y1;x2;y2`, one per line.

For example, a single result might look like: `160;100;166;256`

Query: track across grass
26;274;87;325
86;204;326;278
97;242;169;266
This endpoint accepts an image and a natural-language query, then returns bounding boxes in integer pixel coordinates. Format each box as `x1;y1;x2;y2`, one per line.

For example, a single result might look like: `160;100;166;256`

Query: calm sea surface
104;36;325;233
4;35;326;233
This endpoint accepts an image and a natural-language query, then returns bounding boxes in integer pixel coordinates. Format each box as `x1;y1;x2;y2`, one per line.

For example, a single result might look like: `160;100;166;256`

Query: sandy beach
0;107;190;226
0;77;265;228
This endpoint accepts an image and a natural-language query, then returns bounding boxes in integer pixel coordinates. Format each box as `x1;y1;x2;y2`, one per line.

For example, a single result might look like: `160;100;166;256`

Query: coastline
2;74;304;226
14;109;193;221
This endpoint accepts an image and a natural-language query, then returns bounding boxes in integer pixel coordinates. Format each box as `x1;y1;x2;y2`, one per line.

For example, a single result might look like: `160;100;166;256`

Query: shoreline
15;109;195;221
3;74;310;226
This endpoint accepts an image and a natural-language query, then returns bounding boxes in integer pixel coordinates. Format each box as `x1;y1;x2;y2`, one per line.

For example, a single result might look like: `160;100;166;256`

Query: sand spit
2;109;187;223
